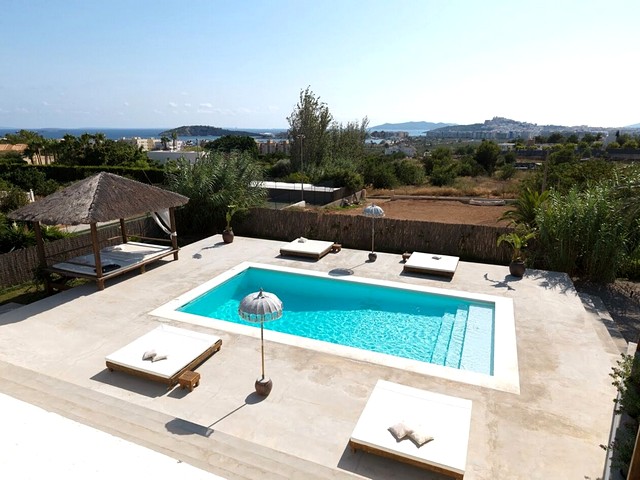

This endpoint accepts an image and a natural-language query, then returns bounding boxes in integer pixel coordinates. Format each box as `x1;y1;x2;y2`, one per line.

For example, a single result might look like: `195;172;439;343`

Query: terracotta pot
222;229;234;244
509;260;526;277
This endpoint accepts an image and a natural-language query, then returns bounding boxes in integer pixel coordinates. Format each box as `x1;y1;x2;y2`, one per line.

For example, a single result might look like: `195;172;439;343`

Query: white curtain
152;209;176;237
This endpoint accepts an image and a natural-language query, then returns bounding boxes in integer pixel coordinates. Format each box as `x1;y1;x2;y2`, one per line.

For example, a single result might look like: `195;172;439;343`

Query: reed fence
235;208;512;264
0;217;160;288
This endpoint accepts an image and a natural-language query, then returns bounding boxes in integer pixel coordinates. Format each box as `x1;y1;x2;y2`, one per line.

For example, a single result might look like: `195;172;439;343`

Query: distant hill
369;121;455;132
625;122;640;129
426;116;611;139
159;125;262;137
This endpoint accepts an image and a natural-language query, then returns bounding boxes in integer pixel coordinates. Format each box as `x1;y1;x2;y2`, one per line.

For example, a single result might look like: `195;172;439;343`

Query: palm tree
499;187;549;230
165;151;266;236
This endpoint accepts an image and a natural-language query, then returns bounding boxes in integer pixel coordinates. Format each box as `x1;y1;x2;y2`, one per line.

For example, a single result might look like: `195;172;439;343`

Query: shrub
394;159;425;186
0;187;29;213
430;157;458;187
536;184;628;281
268;158;291;179
362;158;398;189
317;168;364;192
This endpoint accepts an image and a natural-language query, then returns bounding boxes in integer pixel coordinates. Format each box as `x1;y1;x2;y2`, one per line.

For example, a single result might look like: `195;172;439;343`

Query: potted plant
497;229;535;277
222;204;239;244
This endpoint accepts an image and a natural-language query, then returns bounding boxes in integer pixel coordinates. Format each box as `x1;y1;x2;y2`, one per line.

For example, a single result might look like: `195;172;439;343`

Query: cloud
199;102;213;108
15;107;29;113
42;101;50;106
180;91;188;96
168;101;178;108
123;101;130;107
184;103;191;107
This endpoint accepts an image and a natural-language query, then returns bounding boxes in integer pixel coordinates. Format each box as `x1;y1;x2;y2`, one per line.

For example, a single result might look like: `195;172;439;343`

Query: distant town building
384;144;416;157
119;137;158;151
257;139;290;155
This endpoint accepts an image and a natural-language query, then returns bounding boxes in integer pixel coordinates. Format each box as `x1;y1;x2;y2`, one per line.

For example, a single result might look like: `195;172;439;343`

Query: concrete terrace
0;235;625;479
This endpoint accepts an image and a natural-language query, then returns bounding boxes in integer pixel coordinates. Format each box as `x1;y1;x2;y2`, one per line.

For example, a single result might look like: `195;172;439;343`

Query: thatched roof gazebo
8;172;189;291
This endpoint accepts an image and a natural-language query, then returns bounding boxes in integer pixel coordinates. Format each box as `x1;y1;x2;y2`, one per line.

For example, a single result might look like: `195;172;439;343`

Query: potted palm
497;229;535;277
222;204;241;244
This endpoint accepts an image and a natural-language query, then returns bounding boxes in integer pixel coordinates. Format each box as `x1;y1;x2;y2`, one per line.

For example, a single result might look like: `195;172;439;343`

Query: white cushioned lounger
279;238;335;260
349;379;472;479
105;324;222;386
51;241;173;276
403;252;460;278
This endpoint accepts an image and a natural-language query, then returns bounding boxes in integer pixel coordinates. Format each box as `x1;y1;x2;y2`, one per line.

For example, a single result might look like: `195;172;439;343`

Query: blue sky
1;0;638;129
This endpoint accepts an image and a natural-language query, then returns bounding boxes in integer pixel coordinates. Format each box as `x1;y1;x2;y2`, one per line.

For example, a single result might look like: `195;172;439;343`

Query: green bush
268;158;291;179
536;185;628;281
317;168;364;192
0;187;29;213
361;158;398;189
430;157;458;186
394;159;425;186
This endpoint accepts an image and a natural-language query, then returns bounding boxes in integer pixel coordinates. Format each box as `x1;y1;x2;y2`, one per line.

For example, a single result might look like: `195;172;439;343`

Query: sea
0;127;288;143
0;127;427;142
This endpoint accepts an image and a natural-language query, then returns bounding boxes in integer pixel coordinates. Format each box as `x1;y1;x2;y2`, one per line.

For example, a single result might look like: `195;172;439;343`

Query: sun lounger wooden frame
349;380;472;479
402;252;460;278
48;241;178;291
106;339;222;387
105;326;223;387
279;239;336;260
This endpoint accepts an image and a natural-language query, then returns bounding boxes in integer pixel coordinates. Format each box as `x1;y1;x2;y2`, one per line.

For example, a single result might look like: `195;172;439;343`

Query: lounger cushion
388;422;413;441
408;428;434;447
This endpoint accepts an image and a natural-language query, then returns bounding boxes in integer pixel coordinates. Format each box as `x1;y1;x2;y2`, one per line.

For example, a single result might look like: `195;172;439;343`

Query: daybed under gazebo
8;172;189;292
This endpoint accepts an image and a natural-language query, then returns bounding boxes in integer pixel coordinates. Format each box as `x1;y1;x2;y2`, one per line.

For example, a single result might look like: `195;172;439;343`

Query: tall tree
327;117;369;164
287;87;333;173
474;140;500;174
205;135;258;158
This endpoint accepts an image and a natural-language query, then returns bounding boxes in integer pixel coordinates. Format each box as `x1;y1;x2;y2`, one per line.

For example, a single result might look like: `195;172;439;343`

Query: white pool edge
149;262;520;395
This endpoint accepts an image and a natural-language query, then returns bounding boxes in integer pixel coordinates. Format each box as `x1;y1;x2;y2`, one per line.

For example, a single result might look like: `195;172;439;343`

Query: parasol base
255;377;273;396
368;252;377;262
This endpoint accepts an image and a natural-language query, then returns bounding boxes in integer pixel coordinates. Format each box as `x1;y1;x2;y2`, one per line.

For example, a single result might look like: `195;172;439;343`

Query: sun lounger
349;380;472;479
105;325;222;387
279;238;336;260
403;252;459;278
50;241;174;277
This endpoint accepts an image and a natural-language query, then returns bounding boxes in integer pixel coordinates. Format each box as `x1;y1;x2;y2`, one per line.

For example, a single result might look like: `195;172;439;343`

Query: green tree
474;140;500;174
326;117;369;164
548;144;577;165
205;135;259;158
547;132;564;144
287;87;333;173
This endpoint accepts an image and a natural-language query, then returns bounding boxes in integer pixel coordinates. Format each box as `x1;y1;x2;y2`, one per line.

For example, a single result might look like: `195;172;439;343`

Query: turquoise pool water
178;267;495;375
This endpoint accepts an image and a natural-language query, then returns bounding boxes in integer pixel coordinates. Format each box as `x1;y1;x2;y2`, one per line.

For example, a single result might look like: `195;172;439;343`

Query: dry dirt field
328;197;511;226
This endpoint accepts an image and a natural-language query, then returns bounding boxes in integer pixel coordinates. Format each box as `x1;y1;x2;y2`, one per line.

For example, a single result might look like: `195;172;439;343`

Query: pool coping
149;261;520;394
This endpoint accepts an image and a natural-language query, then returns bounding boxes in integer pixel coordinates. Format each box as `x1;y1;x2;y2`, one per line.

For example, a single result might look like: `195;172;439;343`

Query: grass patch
0;282;48;306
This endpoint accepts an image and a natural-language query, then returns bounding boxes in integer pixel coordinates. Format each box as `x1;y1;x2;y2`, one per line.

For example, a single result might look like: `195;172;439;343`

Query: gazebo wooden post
33;221;52;294
169;207;179;260
90;223;105;290
119;218;128;244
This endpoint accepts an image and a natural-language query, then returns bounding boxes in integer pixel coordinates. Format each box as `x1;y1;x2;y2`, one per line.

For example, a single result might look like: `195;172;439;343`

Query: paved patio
0;235;625;479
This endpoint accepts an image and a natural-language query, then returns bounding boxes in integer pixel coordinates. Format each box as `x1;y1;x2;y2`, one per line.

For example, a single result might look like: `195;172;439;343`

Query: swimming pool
151;262;519;393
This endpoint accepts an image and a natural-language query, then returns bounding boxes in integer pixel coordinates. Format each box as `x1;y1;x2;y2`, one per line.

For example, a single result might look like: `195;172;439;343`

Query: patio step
0;361;359;480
